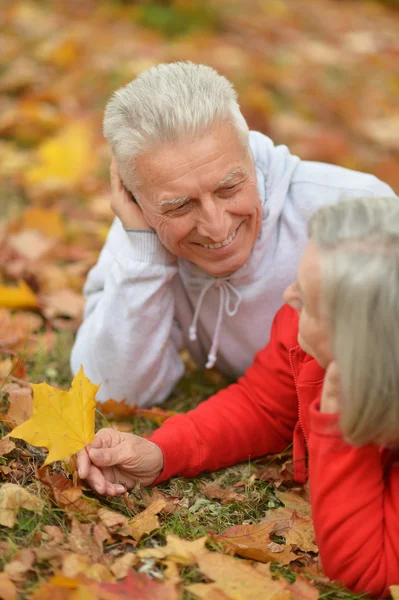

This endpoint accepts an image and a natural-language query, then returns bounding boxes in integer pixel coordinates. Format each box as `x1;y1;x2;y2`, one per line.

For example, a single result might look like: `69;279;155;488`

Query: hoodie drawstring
189;280;242;369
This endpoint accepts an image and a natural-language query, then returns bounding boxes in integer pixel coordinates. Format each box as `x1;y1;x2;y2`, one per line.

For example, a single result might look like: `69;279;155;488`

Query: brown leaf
128;496;168;541
0;483;45;527
284;515;318;553
275;490;312;517
37;467;99;518
41;288;85;320
390;586;399;600
138;534;207;566
0;438;16;456
3;386;33;430
98;507;130;532
0;572;17;600
62;553;114;583
217;522;297;565
4;548;35;582
286;575;319;600
188;552;291;600
88;570;181;599
199;481;245;505
110;553;137;580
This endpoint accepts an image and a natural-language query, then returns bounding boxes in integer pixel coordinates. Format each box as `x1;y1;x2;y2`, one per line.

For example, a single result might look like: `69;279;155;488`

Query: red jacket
150;305;399;597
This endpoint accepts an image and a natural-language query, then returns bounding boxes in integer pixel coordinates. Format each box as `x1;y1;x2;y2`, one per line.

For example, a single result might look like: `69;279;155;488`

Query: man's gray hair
103;61;249;191
309;196;399;446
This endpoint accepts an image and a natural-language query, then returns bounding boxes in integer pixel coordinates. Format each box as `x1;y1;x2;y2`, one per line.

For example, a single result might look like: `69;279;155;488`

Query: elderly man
71;61;395;406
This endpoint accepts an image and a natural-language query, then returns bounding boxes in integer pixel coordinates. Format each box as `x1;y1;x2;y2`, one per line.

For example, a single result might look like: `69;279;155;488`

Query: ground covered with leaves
0;0;398;598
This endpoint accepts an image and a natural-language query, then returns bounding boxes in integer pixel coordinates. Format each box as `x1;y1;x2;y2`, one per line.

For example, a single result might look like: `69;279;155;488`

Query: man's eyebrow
158;168;246;208
215;168;246;189
159;195;190;208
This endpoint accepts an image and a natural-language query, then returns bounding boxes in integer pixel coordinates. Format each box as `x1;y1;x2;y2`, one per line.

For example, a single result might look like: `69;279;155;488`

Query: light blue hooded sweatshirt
71;131;396;406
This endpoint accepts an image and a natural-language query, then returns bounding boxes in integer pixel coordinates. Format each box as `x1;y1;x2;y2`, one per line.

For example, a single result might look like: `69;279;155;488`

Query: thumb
89;446;120;468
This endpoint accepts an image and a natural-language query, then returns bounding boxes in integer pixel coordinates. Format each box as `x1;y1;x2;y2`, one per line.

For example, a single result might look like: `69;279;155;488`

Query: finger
88;446;122;468
105;481;126;496
87;428;119;451
85;464;108;495
77;448;90;479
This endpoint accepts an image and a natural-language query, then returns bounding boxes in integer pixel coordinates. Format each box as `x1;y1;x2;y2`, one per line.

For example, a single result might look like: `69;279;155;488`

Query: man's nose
196;198;232;242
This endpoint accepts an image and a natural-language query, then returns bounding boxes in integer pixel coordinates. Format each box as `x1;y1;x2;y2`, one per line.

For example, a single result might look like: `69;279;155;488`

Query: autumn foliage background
0;1;399;599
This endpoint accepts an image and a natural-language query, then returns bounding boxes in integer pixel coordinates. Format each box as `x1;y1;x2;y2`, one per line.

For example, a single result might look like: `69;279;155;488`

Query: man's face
133;123;262;276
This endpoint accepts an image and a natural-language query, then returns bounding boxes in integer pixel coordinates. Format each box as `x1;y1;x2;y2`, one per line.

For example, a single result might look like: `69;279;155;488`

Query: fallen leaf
41;289;85;320
188;552;291;600
36;467;99;518
88;570;181;599
22;206;66;239
30;575;98;600
0;438;15;456
8;229;56;261
8;366;99;465
199;481;245;505
110;554;137;579
3;383;33;427
138;534;207;565
62;553;114;583
287;575;319;600
0;572;17;600
128;496;168;541
390;586;399;600
0;281;38;309
275;490;312;517
0;483;45;527
284;515;318;553
4;548;35;582
25;121;94;187
98;507;130;532
217;522;297;565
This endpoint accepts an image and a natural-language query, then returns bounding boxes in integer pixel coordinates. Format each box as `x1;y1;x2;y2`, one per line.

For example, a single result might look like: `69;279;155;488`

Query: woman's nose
283;282;299;309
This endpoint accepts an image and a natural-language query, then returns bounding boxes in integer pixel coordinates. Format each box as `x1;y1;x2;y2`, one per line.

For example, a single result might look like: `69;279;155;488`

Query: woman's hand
320;361;341;414
110;158;151;230
77;428;164;496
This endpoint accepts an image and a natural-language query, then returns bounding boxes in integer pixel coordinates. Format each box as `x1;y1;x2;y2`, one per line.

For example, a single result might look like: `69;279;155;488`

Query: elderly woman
78;196;399;597
70;62;395;407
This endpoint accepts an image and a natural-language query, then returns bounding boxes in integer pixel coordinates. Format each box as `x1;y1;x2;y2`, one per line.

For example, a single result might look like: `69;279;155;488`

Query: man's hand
320;361;341;414
77;428;164;495
110;158;152;230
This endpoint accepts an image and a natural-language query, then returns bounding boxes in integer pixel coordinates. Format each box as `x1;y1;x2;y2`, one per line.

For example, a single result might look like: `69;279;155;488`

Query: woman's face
283;240;333;368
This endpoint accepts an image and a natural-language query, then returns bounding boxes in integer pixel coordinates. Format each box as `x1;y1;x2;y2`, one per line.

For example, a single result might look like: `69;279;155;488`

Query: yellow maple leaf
25;121;93;187
0;281;38;309
8;366;100;466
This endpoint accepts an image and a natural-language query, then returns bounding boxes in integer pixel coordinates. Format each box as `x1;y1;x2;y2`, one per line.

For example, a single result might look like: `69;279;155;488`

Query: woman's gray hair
309;195;399;446
103;61;249;191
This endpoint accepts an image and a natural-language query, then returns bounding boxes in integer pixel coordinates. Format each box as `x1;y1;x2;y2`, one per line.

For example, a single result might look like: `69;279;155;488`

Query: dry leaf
199;481;245;505
41;289;85;320
22;206;65;239
88;570;181;600
3;383;33;427
4;548;35;582
8;366;99;465
110;553;137;579
284;515;318;553
390;586;399;600
0;281;38;309
0;572;17;600
188;552;291;600
0;438;16;456
275;490;312;517
62;553;114;583
217;522;297;565
8;229;56;261
0;483;45;527
128;496;168;541
25;121;94;187
138;534;207;565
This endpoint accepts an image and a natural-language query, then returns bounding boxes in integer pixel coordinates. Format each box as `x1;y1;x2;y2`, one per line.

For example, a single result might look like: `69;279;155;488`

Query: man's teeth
201;229;237;249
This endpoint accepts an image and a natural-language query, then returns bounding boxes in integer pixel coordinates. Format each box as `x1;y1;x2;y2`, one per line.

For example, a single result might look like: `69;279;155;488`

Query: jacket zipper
288;349;308;445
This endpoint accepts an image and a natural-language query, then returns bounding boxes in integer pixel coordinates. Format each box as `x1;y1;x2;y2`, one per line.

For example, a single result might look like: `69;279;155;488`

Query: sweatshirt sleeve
150;306;299;482
70;218;185;407
308;404;399;598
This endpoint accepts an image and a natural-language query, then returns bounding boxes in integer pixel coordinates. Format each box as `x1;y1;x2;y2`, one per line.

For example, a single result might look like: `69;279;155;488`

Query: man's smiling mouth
199;227;238;250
